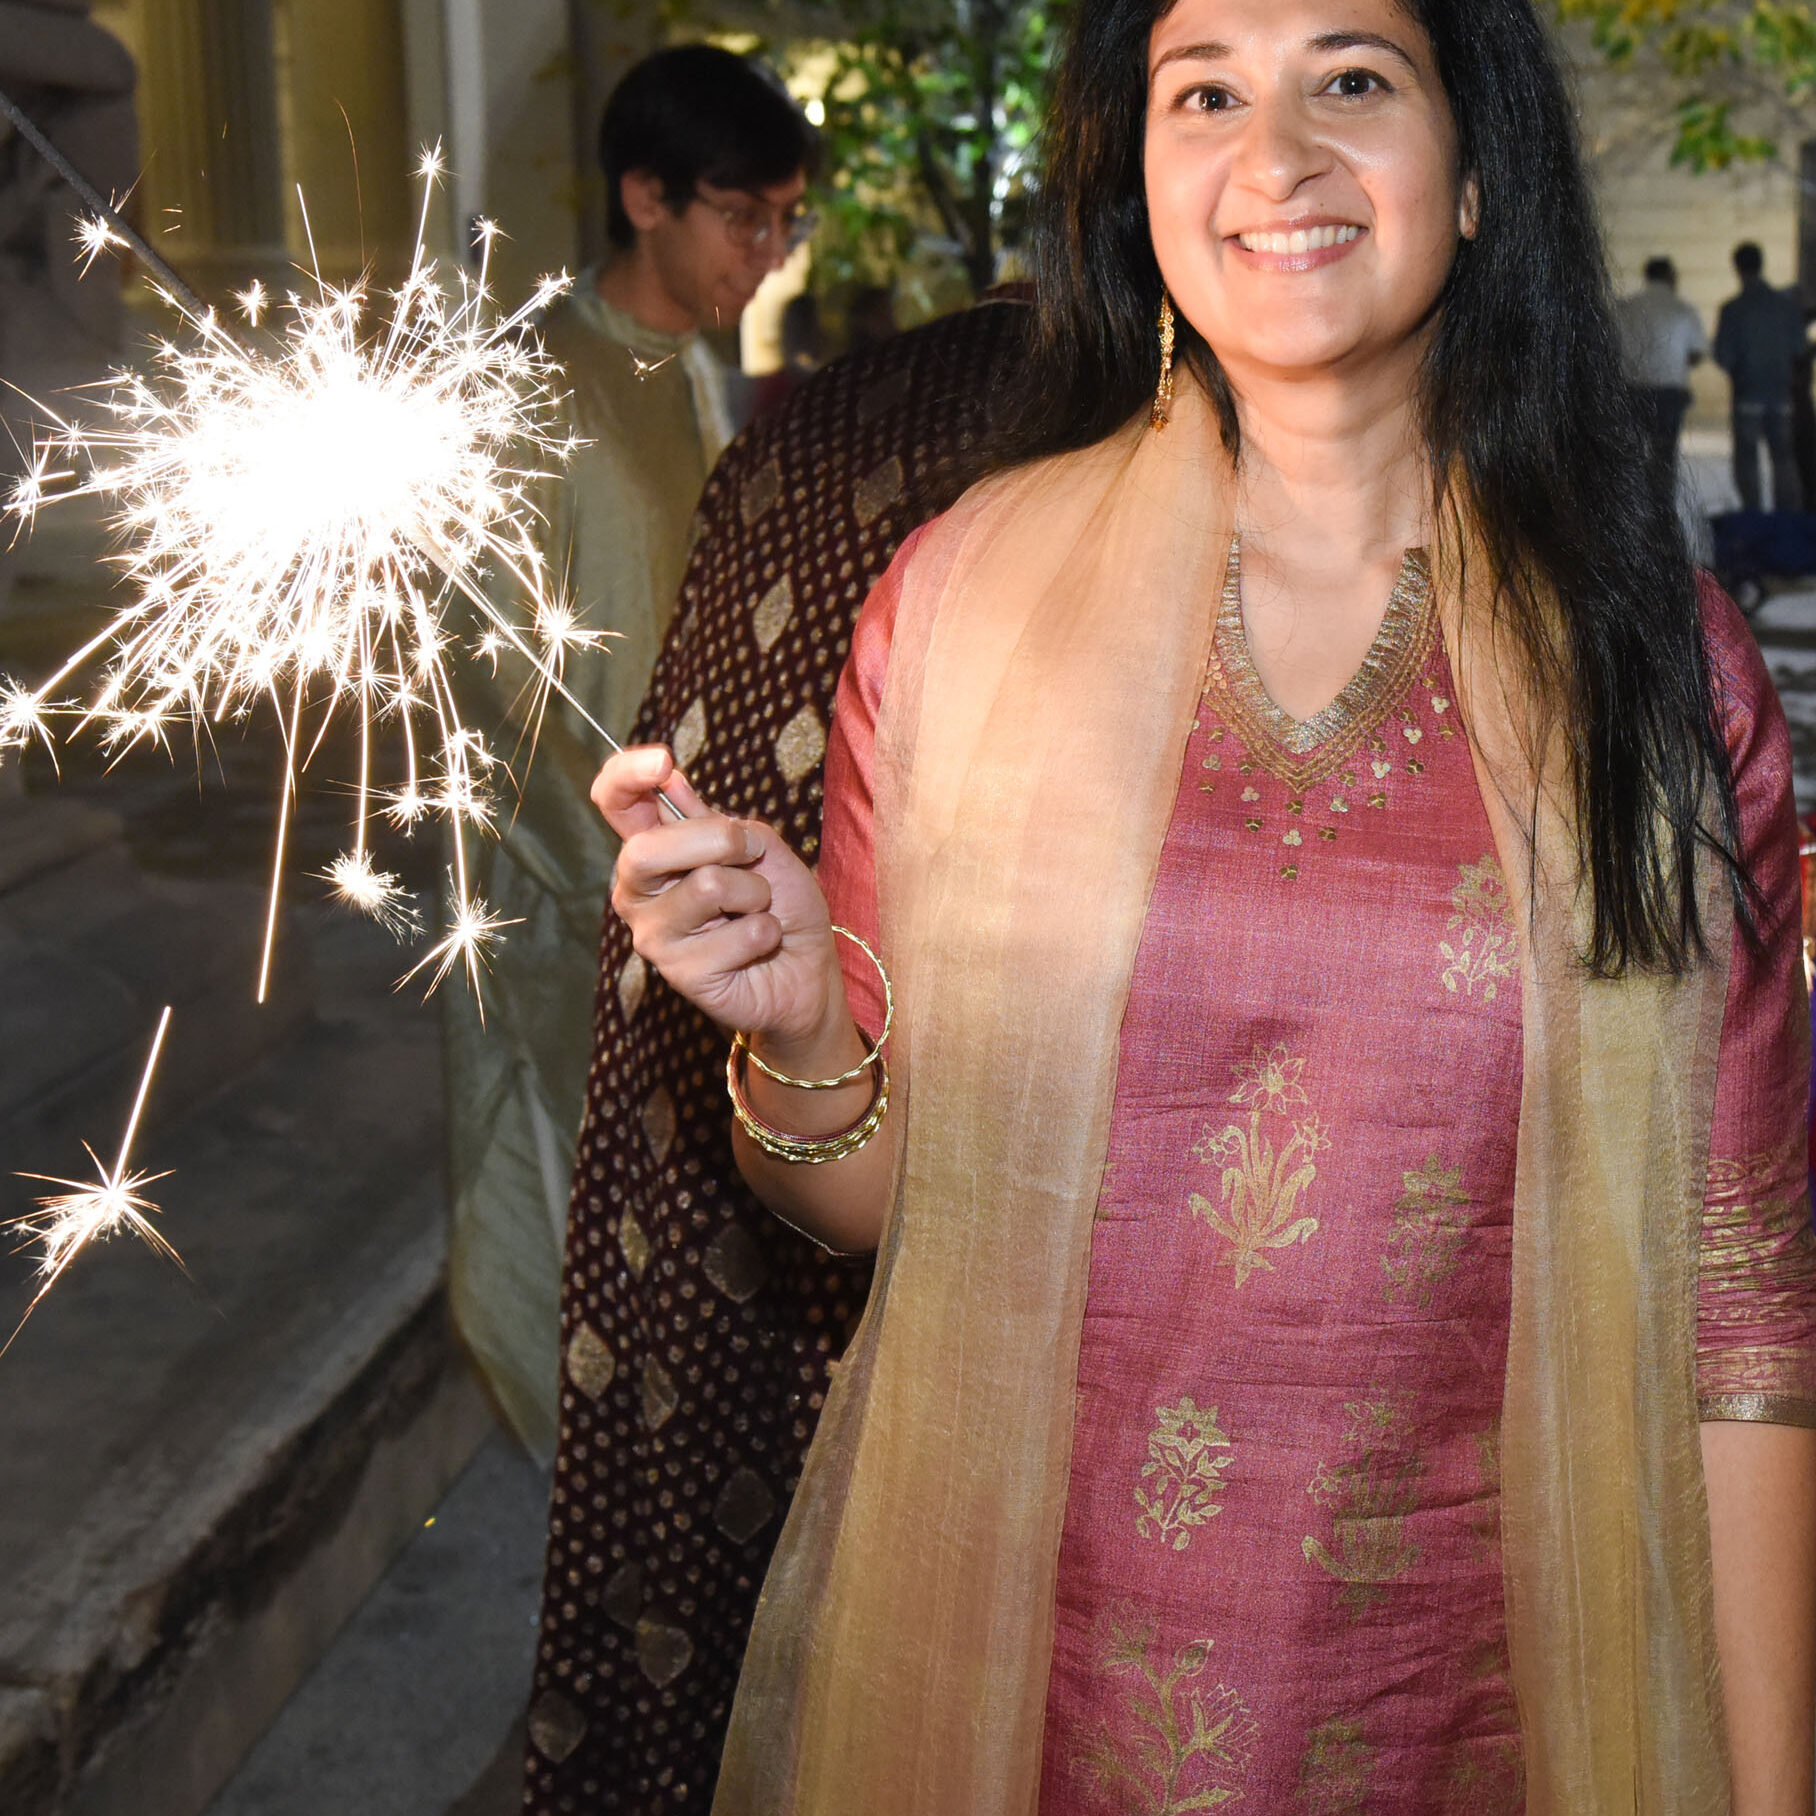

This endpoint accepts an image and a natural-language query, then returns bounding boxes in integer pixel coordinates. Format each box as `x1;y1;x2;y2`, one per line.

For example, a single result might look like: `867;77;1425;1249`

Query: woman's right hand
593;745;847;1064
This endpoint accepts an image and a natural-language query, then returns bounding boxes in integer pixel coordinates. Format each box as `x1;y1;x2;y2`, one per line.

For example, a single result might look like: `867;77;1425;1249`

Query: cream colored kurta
444;276;730;1457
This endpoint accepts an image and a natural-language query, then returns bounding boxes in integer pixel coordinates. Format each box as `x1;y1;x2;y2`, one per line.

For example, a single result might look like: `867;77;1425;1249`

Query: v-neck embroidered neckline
1205;535;1438;790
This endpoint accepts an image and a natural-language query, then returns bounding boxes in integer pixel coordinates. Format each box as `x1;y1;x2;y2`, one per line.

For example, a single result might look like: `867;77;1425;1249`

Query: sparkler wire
0;85;206;317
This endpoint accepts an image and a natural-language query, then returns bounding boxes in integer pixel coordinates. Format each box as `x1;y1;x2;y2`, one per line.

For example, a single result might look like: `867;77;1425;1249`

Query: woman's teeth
1236;224;1362;254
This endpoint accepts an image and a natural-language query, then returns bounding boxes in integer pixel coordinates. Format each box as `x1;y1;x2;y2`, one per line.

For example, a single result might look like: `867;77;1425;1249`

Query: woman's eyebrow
1150;41;1235;84
1307;30;1420;73
1151;31;1419;84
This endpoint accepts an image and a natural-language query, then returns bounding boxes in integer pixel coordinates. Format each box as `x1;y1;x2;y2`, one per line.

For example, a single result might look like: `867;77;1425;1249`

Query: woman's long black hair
1000;0;1748;976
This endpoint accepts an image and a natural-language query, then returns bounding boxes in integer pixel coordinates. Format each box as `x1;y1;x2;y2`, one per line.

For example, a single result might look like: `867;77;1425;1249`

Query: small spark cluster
4;1007;176;1356
5;149;600;1000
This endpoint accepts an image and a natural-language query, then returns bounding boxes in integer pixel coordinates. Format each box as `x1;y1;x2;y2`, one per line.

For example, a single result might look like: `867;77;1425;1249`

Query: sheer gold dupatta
713;382;1733;1814
1449;574;1732;1812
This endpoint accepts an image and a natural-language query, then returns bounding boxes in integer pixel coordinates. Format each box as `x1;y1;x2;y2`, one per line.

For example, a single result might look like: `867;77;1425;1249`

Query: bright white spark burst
3;1007;177;1356
317;849;421;941
74;212;131;276
8;153;607;998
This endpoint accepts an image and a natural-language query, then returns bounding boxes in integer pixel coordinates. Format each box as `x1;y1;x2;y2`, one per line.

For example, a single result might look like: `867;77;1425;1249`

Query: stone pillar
273;0;412;283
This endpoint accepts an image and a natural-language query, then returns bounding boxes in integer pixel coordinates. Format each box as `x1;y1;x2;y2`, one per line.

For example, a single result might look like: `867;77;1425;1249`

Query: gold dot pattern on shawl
703;1220;770;1304
752;576;795;653
712;1467;780;1542
617;1210;651;1279
854;454;905;527
528;1691;588;1765
641;1357;679;1430
617;953;647;1024
566;1325;617;1400
635;1618;695;1687
671;696;707;771
641;1086;677;1163
527;301;1022;1815
740;458;781;525
774;704;827;786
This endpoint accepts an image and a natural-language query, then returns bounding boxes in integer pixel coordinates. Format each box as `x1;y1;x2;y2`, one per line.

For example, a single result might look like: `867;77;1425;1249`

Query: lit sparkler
0;147;660;999
3;1006;177;1355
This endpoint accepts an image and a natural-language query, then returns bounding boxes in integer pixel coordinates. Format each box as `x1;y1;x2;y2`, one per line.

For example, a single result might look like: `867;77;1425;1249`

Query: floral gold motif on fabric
1136;1397;1235;1551
1071;1607;1258;1814
1302;1394;1423;1617
1189;1045;1327;1287
1381;1157;1471;1308
1295;1716;1374;1815
1204;537;1437;790
1439;856;1515;1000
1444;1737;1524;1815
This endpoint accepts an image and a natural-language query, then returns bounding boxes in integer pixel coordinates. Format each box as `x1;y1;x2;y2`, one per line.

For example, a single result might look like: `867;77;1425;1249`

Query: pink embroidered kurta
813;525;1816;1814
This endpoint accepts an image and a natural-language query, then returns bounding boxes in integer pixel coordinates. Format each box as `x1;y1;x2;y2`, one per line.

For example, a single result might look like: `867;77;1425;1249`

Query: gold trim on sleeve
1697;1392;1816;1429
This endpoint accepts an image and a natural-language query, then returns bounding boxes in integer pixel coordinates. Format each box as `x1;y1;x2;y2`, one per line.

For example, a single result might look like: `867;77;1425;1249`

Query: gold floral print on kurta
1438;856;1515;1000
1698;1141;1816;1421
1381;1157;1471;1308
1189;1045;1326;1287
1295;1716;1374;1815
1136;1397;1235;1551
1071;1608;1258;1815
1443;1737;1523;1816
1302;1394;1423;1616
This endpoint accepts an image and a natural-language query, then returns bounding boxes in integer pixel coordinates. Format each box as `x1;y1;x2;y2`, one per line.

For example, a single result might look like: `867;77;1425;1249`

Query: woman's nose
1231;91;1331;202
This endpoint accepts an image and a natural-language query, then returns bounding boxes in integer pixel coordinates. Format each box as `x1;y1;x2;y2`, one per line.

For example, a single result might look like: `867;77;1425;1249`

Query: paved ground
202;1434;547;1816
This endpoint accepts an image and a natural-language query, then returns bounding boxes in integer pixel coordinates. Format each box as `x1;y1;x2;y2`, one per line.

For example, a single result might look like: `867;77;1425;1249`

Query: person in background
845;282;899;353
1615;255;1706;507
520;294;1027;1815
1716;240;1808;513
442;45;818;1459
751;290;825;416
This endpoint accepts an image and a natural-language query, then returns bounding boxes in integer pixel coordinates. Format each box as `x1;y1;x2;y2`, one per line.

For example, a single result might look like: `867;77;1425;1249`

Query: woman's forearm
1702;1418;1816;1813
730;1014;895;1254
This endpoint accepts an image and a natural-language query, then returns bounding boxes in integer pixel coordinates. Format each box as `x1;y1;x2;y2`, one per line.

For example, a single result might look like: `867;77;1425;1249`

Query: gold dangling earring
1151;292;1176;432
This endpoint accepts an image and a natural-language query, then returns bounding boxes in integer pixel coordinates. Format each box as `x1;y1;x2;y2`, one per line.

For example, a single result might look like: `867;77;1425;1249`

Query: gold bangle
727;1037;890;1165
738;925;893;1091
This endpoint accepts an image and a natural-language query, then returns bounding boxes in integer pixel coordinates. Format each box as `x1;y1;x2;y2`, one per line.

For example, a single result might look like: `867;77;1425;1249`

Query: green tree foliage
791;0;1067;297
1555;1;1816;169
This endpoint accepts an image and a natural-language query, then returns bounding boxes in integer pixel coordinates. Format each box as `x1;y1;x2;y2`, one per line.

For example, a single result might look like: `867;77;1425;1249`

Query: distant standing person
1715;241;1808;512
1615;255;1706;505
443;45;818;1457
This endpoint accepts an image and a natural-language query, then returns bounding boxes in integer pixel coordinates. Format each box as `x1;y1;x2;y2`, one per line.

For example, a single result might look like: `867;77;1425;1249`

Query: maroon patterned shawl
524;299;1027;1813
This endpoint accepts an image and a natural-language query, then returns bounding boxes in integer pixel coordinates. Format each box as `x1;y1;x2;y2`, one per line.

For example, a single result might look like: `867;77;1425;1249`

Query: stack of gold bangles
727;926;893;1165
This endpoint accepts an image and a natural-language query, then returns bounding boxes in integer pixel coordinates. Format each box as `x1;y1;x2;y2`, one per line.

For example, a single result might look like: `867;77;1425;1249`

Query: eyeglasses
693;191;817;254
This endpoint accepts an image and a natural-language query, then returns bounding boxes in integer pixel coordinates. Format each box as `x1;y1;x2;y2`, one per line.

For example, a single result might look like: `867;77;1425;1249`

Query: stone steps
0;869;488;1815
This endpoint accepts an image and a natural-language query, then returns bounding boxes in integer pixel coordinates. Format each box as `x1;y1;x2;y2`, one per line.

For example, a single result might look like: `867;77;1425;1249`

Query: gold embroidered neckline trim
1205;536;1437;790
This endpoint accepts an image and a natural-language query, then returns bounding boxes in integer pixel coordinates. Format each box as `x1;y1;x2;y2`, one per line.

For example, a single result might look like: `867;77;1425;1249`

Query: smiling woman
589;2;1816;1812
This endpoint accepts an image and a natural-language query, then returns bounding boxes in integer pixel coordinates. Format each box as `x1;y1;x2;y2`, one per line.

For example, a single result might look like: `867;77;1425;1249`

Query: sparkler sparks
74;211;131;276
3;1007;177;1356
1;152;646;999
318;849;422;941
